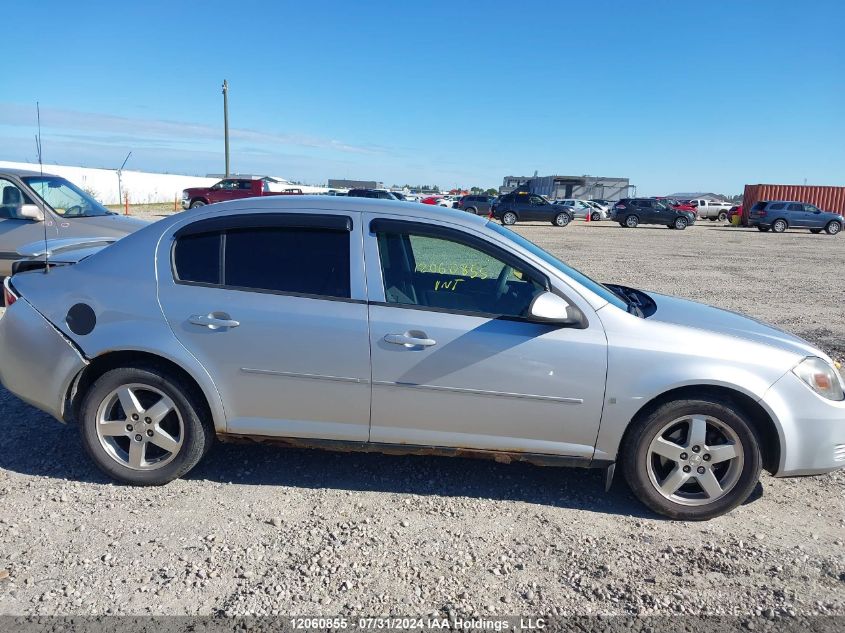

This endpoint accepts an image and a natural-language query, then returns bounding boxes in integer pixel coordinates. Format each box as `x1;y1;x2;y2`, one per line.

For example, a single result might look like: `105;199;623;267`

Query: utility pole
222;79;230;177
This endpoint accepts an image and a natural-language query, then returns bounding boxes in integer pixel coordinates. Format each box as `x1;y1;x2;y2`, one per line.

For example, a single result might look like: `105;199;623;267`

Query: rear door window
173;221;351;299
770;203;785;211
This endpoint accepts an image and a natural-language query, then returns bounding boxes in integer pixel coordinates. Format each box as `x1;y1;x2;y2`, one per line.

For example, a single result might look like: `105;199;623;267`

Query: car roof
165;194;489;227
0;167;60;178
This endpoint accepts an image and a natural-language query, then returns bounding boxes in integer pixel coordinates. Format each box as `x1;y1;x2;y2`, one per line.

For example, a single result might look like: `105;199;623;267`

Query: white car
556;199;607;221
439;195;462;208
691;199;733;221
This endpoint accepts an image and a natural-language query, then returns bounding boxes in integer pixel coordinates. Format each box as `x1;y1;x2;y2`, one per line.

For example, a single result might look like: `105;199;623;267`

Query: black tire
625;215;639;228
618;222;626;227
79;365;213;485
757;226;770;232
466;207;478;215
590;211;600;222
552;212;570;227
621;397;762;520
501;211;517;226
674;217;689;230
717;211;728;222
189;200;206;209
771;219;787;233
825;220;841;235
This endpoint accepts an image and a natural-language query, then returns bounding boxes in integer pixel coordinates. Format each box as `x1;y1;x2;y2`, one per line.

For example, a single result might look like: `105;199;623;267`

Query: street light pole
222;79;230;177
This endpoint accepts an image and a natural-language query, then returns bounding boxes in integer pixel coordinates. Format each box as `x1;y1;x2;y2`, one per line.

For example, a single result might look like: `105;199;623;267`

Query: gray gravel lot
0;218;843;618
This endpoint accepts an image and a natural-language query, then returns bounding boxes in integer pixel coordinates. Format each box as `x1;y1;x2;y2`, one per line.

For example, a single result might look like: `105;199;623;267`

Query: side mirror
19;204;44;221
528;291;582;326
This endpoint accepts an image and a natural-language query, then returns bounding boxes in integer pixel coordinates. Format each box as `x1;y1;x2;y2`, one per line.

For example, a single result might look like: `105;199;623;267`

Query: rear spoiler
17;237;118;259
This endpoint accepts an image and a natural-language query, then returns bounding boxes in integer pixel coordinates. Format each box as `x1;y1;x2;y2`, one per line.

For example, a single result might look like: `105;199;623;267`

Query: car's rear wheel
501;211;517;226
718;211;728;222
189;200;206;209
621;398;762;520
625;215;639;228
674;217;688;230
79;365;213;485
590;211;600;221
553;212;570;227
466;207;478;215
825;220;841;235
772;219;788;233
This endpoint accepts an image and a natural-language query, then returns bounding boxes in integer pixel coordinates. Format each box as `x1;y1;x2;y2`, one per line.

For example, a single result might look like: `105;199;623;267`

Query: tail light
3;278;19;307
758;210;767;217
614;203;625;209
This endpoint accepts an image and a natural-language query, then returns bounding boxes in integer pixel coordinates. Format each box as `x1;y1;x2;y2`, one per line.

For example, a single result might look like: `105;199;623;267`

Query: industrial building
328;178;384;190
500;174;632;201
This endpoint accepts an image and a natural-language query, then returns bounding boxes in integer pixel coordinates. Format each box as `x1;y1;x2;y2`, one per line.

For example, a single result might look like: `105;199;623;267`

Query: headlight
792;357;845;401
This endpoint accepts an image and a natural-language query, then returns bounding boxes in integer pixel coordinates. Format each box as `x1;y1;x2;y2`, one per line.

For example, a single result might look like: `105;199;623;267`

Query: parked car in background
613;199;696;230
727;205;742;225
420;195;442;205
747;201;842;235
493;191;574;226
181;178;302;209
3;195;843;520
0;168;146;279
455;194;496;215
440;195;462;207
347;189;400;200
690;199;733;222
556;199;606;221
589;198;613;209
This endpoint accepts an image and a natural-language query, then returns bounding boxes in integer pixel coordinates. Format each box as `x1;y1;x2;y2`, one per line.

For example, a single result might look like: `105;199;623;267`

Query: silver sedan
0;197;843;520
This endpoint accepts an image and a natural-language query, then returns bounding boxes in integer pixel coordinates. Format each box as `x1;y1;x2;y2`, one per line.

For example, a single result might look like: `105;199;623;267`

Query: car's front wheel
552;212;570;227
825;220;841;235
79;365;213;485
501;211;517;226
590;211;600;222
621;397;762;520
189;200;206;209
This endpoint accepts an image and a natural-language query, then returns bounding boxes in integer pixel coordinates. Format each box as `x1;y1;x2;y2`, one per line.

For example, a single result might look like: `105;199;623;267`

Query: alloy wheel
646;414;744;506
95;383;184;471
502;212;517;225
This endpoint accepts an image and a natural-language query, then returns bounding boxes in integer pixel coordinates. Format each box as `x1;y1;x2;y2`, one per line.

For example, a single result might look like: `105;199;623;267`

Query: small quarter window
174;232;221;284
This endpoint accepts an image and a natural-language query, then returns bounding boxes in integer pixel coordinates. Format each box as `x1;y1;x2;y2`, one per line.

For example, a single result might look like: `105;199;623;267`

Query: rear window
751;202;767;211
174;226;350;298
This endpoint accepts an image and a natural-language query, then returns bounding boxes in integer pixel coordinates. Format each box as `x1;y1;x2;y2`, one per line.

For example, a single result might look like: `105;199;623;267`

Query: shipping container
742;184;845;224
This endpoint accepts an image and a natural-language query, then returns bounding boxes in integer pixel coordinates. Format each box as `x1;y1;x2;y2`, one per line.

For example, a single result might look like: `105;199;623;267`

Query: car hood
647;292;829;362
65;214;148;234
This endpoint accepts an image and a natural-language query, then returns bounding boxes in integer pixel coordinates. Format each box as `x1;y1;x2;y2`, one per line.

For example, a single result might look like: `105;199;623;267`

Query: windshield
486;221;629;310
22;176;114;217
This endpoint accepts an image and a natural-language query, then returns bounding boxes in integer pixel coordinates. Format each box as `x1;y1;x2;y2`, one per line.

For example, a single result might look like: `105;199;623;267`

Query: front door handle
189;312;240;329
384;332;436;348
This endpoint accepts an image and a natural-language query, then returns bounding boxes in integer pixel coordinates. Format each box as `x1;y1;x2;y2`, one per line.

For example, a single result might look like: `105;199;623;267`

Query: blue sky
1;0;843;194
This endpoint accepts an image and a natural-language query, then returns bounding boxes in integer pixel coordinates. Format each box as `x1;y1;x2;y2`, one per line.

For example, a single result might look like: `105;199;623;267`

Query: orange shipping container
742;184;845;223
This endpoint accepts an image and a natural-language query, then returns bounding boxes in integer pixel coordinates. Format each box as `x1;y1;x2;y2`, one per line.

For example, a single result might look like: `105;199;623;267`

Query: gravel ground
0;217;843;619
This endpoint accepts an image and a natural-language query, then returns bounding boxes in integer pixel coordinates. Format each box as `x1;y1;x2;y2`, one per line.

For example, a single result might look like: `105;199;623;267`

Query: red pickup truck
181;178;303;209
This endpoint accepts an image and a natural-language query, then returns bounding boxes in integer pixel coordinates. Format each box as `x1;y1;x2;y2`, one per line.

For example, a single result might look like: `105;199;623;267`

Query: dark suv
347;189;399;200
491;191;574;227
454;194;496;215
613;198;696;230
748;200;842;235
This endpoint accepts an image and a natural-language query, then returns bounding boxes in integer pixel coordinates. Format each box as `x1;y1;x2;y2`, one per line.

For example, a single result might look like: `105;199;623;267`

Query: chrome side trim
240;367;368;384
372;380;583;404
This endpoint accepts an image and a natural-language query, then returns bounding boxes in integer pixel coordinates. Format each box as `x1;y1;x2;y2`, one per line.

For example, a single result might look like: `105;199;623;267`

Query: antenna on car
35;102;49;274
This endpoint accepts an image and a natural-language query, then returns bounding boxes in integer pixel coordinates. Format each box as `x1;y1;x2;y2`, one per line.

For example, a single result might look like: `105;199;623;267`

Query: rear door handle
384;333;436;348
189;313;240;329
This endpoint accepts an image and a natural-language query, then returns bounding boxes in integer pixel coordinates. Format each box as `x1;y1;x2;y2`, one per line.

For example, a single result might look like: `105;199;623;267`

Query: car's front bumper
0;296;87;422
761;370;845;476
